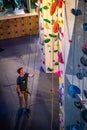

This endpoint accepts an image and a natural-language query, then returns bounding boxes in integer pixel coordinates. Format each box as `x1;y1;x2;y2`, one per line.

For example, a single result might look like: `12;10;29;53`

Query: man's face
20;68;25;75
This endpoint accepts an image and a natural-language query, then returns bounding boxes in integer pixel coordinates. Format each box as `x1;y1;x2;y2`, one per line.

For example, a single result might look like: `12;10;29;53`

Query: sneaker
26;108;31;114
17;108;23;116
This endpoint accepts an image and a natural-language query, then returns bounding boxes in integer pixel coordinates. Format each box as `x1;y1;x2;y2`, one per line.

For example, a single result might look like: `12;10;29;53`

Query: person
16;67;35;115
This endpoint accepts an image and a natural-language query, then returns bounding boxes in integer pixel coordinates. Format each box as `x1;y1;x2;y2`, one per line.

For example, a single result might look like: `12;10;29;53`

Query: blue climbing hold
83;23;87;31
81;109;87;123
68;84;81;98
74;101;83;109
76;72;84;80
80;56;87;66
82;47;87;54
83;90;87;98
71;8;82;16
40;66;45;72
71;124;83;130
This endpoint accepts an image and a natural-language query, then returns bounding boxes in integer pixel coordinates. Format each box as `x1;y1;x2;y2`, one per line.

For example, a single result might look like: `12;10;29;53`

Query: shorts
17;88;29;100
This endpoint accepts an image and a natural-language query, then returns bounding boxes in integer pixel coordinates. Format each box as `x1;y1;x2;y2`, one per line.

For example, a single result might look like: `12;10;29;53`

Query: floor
0;35;59;130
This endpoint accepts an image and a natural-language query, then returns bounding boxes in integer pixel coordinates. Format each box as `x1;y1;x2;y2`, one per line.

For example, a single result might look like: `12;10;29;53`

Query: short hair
17;67;23;74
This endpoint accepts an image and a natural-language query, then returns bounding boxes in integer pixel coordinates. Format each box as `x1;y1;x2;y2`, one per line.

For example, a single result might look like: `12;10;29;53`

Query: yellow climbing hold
59;77;63;84
44;22;50;29
57;45;60;50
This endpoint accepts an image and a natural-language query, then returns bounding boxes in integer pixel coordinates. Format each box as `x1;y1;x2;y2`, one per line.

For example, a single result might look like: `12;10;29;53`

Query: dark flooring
0;35;59;130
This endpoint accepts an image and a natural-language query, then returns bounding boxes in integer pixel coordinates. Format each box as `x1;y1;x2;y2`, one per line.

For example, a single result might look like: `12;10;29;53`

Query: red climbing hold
69;40;72;43
58;0;63;8
58;52;64;64
55;70;63;77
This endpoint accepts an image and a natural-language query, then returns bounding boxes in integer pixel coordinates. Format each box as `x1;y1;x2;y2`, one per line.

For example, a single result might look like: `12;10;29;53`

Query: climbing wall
39;0;65;73
64;0;87;129
39;0;65;130
0;13;38;40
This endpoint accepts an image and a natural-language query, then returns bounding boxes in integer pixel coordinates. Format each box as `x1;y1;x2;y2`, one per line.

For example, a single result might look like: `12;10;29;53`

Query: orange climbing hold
53;20;59;33
50;2;57;16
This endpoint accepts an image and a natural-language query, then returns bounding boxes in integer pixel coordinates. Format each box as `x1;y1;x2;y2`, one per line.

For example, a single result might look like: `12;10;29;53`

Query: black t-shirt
17;73;28;91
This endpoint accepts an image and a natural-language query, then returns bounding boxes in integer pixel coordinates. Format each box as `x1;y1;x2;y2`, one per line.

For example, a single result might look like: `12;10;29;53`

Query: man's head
17;67;25;75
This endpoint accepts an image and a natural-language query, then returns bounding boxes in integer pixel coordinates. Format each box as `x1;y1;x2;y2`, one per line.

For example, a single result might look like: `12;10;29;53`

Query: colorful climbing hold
40;0;42;3
44;19;51;23
71;8;82;16
43;6;49;10
58;52;64;64
76;72;84;80
83;90;87;98
59;77;63;84
80;56;87;66
58;0;63;8
44;22;50;29
40;8;42;12
61;33;64;38
55;70;63;77
50;19;55;25
69;40;72;43
68;84;81;98
44;38;50;43
54;50;58;52
49;34;57;38
50;2;57;16
83;23;87;31
43;61;45;64
55;62;59;65
84;42;87;49
44;34;47;37
53;20;59;33
81;109;87;123
82;42;87;54
47;67;53;71
74;101;83;109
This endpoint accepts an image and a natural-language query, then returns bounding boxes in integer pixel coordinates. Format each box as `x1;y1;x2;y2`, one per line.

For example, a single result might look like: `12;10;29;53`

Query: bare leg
19;95;23;108
24;92;29;109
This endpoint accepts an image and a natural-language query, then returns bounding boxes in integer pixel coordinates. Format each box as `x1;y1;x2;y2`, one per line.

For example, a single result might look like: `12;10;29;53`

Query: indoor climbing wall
39;0;65;73
0;14;38;40
64;0;87;129
39;0;65;129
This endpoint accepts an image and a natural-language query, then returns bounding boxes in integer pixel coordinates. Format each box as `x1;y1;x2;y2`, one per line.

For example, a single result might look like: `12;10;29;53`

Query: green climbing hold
47;67;53;71
55;62;59;65
40;8;42;12
49;34;57;38
44;39;50;43
43;6;49;10
44;19;50;23
54;50;58;52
